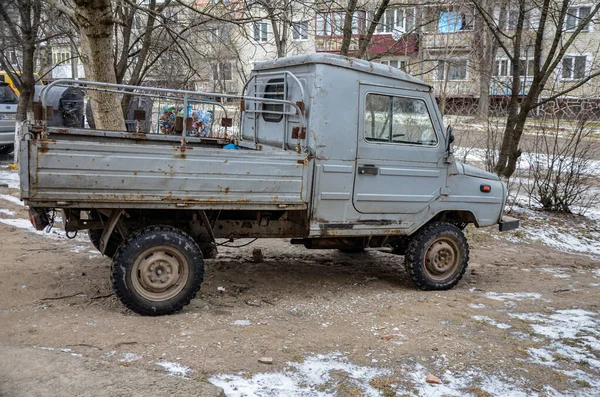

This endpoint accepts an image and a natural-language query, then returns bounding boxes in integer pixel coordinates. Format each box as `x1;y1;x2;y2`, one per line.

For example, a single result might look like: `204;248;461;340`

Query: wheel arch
428;210;479;228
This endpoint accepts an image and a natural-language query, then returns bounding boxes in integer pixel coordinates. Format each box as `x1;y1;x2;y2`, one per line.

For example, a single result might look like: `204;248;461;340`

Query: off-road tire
111;226;204;316
87;212;122;258
404;222;469;290
0;144;14;156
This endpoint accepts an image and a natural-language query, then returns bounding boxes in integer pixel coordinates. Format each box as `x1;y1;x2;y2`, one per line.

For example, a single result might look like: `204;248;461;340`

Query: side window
365;93;437;146
262;78;284;123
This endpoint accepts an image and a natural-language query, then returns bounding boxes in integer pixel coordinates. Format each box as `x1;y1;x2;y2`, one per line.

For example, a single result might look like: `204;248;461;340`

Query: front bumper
499;215;520;232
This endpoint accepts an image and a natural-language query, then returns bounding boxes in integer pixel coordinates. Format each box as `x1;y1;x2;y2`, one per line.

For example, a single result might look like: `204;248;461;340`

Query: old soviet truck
19;53;518;316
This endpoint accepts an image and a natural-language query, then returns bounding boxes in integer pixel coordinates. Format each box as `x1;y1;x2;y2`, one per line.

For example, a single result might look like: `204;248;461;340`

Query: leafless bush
522;116;599;214
483;117;503;173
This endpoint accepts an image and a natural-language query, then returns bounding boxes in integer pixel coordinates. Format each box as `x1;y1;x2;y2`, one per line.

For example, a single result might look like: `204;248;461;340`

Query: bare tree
474;0;600;178
0;0;42;162
49;0;125;131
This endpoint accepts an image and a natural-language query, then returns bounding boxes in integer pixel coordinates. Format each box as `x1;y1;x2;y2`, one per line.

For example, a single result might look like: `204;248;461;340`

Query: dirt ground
0;169;599;396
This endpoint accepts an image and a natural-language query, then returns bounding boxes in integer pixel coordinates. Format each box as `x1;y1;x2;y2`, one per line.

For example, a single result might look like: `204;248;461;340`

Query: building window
254;22;268;42
209;26;231;43
364;94;437;146
291;21;308;40
561;55;587;80
376;7;415;34
52;52;70;64
504;9;520;30
437;7;474;33
380;60;408;70
316;11;364;36
493;58;535;77
213;62;233;81
566;6;591;32
436;59;468;81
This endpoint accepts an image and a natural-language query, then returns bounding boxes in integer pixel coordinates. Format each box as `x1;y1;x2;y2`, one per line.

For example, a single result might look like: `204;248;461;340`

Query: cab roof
253;53;431;89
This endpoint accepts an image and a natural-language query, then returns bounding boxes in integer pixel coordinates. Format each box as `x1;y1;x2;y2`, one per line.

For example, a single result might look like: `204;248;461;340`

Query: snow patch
468;303;486;309
0;208;15;216
484;292;542;307
233;319;252;326
119;352;142;363
154;360;190;378
0;170;20;189
0;194;23;206
509;309;600;380
210;352;389;397
472;315;511;329
210;352;536;397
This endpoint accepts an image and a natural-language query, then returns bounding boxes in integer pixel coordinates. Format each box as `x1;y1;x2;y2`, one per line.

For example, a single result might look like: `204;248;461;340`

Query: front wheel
111;226;204;316
404;222;469;290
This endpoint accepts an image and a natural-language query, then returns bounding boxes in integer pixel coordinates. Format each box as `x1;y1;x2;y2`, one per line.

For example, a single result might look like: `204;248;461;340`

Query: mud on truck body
20;54;519;315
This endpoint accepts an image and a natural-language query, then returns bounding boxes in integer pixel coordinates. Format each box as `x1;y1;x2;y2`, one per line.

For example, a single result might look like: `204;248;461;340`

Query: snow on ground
0;193;23;206
483;292;542;306
210;352;542;397
0;208;15;216
471;315;511;329
508;309;600;391
0;169;20;189
453;147;600;177
0;217;90;243
153;360;191;378
508;205;600;258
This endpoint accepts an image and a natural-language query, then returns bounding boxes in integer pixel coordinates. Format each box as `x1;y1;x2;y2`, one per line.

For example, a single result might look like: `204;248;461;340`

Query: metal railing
37;79;306;150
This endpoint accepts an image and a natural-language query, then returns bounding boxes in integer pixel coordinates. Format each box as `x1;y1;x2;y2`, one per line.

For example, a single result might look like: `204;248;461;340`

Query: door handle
358;164;379;175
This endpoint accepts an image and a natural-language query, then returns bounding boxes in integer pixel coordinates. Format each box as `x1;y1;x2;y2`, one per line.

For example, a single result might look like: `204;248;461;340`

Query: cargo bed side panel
28;138;309;209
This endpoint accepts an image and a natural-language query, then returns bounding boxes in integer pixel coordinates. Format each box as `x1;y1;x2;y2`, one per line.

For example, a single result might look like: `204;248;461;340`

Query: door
353;84;446;215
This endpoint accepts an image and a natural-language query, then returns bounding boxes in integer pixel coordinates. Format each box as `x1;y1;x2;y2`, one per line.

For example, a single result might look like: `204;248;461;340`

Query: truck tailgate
23;131;310;210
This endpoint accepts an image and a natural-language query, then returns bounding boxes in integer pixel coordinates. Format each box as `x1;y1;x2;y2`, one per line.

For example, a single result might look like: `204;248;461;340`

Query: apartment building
192;0;599;117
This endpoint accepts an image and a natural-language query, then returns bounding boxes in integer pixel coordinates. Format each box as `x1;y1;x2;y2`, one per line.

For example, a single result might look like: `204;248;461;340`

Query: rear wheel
111;226;204;316
0;144;14;156
404;222;469;290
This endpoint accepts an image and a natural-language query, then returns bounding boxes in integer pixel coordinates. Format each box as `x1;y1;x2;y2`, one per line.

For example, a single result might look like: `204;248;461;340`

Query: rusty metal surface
26;132;310;210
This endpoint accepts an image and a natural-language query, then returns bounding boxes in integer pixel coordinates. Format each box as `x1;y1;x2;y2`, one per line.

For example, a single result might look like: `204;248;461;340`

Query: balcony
490;77;533;97
315;33;418;55
422;31;472;51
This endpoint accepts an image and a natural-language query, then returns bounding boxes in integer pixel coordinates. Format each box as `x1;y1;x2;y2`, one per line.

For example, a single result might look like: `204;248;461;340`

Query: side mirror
446;125;454;152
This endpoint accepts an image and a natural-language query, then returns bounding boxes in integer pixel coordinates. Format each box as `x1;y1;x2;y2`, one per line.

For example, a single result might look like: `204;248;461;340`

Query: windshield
0;84;18;104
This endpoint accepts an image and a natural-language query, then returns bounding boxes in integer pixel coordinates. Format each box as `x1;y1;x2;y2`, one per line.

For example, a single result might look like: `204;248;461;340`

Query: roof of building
253;53;430;89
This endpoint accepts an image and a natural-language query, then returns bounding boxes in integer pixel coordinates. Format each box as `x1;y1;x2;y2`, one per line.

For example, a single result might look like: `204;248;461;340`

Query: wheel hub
425;239;459;279
131;246;188;301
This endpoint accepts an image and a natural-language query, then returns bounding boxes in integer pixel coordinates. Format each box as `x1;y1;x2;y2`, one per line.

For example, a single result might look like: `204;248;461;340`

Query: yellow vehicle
0;71;44;95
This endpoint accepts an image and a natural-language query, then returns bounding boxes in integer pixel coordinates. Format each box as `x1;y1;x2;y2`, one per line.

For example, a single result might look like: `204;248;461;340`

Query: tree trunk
339;0;358;56
73;0;126;131
357;0;390;59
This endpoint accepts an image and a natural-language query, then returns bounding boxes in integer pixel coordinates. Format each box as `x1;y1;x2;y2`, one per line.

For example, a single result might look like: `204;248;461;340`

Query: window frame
560;54;589;81
363;92;440;148
291;21;308;41
253;22;268;42
435;6;475;33
565;5;593;32
375;7;415;34
434;59;469;82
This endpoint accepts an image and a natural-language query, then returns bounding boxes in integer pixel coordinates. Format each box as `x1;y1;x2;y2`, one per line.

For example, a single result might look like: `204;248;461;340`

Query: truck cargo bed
21;128;311;210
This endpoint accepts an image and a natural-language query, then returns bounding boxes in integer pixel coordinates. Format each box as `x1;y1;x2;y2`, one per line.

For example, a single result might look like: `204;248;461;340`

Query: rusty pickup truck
19;53;518;315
